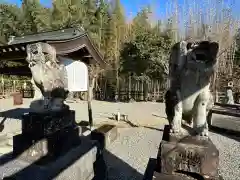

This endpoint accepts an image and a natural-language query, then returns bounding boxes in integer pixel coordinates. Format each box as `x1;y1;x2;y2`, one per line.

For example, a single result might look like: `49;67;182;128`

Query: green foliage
0;0;177;85
51;0;72;30
132;7;151;37
0;4;23;38
120;29;171;81
22;0;52;33
92;0;109;53
119;6;172;82
104;0;126;65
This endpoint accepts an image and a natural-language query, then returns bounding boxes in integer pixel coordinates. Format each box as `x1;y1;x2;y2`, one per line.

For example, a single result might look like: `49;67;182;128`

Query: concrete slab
0;137;107;180
210;113;240;132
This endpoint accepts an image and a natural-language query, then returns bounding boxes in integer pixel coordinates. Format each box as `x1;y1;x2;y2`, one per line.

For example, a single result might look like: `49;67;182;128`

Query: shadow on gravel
0;126;144;180
143;126;164;132
108;116;139;127
104;150;143;180
143;158;157;180
209;126;240;142
0;108;30;132
0;108;30;120
0;139;108;180
0;147;144;180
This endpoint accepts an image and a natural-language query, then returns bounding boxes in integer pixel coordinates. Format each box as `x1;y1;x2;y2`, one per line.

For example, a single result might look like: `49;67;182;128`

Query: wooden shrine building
0;28;105;76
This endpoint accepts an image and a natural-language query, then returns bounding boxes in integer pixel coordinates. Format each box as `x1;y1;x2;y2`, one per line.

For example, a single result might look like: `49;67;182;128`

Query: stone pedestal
13;126;81;163
1;137;106;180
1;108;107;180
12;108;80;163
155;125;223;180
21;107;76;137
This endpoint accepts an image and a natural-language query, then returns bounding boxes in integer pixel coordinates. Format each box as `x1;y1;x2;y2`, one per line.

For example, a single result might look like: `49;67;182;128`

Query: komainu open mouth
188;41;219;64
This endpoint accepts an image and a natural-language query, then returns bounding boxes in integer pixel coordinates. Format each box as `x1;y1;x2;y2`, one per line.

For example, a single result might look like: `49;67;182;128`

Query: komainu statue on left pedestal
26;42;69;112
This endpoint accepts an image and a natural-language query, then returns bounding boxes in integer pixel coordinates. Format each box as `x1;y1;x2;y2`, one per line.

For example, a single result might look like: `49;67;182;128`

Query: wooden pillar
128;75;131;101
88;74;96;129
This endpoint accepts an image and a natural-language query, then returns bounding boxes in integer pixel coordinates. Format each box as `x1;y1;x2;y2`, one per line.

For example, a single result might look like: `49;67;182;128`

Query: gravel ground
209;131;240;180
0;98;240;180
105;127;163;180
0;98;166;135
105;127;240;180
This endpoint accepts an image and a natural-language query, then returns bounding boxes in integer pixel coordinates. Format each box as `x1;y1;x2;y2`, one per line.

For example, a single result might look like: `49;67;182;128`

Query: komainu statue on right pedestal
165;41;219;137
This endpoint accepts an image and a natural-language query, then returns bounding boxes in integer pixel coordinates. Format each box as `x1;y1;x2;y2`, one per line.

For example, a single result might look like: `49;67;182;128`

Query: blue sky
4;0;169;15
0;0;185;21
0;0;180;16
2;0;240;20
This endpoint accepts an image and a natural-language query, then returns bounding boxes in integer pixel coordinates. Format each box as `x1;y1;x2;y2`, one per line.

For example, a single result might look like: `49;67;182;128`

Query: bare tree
164;0;239;96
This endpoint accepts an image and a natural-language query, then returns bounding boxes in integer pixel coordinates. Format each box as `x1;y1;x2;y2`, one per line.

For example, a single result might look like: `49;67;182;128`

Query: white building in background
60;57;89;92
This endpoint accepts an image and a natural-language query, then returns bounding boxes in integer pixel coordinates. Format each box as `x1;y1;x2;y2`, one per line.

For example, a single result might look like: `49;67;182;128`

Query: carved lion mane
26;42;69;112
165;40;219;136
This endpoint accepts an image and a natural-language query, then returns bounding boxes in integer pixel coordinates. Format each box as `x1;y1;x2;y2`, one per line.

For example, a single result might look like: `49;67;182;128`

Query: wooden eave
0;28;105;67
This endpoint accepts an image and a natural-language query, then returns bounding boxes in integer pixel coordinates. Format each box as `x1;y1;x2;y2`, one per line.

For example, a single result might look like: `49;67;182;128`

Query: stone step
152;171;224;180
91;124;118;149
0;146;12;155
0;133;8;144
0;125;117;156
210;113;240;132
152;171;188;180
0;137;107;180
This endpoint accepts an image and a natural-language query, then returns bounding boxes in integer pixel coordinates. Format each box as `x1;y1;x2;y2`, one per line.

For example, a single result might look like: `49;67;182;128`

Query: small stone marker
112;113;128;121
91;124;118;149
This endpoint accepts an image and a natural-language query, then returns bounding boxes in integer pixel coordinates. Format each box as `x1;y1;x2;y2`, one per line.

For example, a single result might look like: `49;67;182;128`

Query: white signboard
60;57;88;92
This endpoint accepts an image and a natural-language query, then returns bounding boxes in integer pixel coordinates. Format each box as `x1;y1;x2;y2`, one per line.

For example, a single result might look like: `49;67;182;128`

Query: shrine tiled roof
0;28;105;66
8;28;86;45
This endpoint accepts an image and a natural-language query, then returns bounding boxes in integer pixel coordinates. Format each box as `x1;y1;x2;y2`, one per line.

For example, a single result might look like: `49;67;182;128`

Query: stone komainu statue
26;42;69;112
165;41;219;136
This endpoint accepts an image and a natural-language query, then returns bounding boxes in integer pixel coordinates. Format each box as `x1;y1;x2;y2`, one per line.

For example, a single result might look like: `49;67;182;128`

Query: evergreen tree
132;7;151;37
51;0;72;30
0;4;23;38
21;0;52;34
95;0;109;53
103;0;126;97
67;0;86;28
105;0;125;63
81;0;98;32
0;0;176;86
120;29;171;81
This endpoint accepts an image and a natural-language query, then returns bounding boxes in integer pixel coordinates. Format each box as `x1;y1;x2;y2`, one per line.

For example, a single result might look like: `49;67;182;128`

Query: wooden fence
0;77;168;102
0;77;231;103
94;77;168;102
0;78;32;97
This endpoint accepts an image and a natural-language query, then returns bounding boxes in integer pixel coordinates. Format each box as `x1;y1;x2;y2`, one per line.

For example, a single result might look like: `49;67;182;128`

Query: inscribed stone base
152;171;224;180
91;124;118;149
21;108;76;137
156;125;220;180
0;137;107;180
13;126;81;163
152;171;193;180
